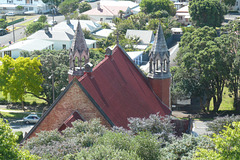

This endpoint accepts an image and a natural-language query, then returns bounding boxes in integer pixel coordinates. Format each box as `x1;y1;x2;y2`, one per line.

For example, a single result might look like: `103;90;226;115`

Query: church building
24;21;172;140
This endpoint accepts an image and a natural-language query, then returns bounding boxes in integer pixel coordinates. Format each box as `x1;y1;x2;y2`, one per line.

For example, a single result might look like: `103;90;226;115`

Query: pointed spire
68;21;90;81
148;22;171;79
150;23;169;58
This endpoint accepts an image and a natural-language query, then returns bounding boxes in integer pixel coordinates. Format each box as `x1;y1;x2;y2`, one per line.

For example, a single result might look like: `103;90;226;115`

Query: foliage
15;131;23;143
207;115;240;134
37;15;47;23
25;22;45;35
58;0;78;16
0;119;39;159
82;28;94;39
89;48;105;66
189;0;227;27
128;113;175;140
0;56;43;108
222;0;236;6
16;5;24;10
174;26;230;112
29;50;69;106
42;0;62;7
79;2;92;13
78;14;90;20
100;22;110;29
181;26;196;33
140;0;176;16
0;19;7;29
196;122;240;159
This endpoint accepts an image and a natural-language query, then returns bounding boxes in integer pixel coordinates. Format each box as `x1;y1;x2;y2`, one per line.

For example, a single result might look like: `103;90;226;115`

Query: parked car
23;114;40;124
5;12;15;16
48;20;57;26
0;29;8;36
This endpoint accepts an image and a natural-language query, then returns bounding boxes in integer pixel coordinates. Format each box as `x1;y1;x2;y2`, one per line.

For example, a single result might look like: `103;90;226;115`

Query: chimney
97;2;101;10
44;26;49;34
84;62;93;73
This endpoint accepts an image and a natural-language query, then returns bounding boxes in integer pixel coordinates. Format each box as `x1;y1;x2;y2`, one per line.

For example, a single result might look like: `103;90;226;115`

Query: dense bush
207;115;240;134
15;131;23;143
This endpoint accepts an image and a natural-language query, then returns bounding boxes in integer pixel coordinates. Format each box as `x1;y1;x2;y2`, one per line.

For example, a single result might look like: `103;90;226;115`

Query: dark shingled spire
148;22;171;79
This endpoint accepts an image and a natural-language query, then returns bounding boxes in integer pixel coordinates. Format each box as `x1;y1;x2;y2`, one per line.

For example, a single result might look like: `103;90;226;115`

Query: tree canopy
58;0;79;16
174;26;231;112
222;0;236;6
79;2;92;13
0;56;43;107
0;119;39;159
189;0;226;27
42;0;62;7
140;0;176;16
25;22;45;36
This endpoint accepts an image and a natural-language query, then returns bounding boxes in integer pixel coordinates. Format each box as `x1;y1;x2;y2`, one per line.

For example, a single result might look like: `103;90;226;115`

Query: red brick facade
148;78;171;107
28;81;111;139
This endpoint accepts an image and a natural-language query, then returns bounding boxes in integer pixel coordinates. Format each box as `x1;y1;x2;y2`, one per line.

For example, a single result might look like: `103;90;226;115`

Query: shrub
15;131;23;143
207;115;240;134
37;15;47;23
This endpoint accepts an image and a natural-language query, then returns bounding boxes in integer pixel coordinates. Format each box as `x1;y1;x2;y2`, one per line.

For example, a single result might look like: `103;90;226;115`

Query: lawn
209;87;234;111
1;112;29;119
0;91;46;104
6;15;37;23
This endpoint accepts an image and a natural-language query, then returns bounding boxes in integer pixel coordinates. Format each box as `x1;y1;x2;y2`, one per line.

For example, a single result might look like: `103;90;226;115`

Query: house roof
78;45;171;128
100;1;139;8
127;51;144;60
93;29;114;38
176;5;189;13
0;39;54;52
126;29;154;45
53;20;102;33
82;5;128;17
28;29;73;41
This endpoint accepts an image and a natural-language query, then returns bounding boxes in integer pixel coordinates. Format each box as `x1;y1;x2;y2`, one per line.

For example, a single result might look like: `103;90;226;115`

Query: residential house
92;28;114;38
0;0;50;14
82;1;139;22
175;5;191;26
127;51;144;65
126;29;154;50
23;22;172;140
0;39;53;58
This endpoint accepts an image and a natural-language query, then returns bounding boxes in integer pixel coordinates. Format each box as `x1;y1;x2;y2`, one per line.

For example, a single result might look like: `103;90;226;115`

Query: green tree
196;122;240;159
0;119;39;159
58;0;78;17
0;56;43;109
220;20;240;111
189;0;227;27
140;0;176;16
25;22;45;35
16;5;24;10
30;50;69;106
222;0;236;6
175;26;230;112
79;2;92;13
37;15;47;23
42;0;62;7
0;19;7;29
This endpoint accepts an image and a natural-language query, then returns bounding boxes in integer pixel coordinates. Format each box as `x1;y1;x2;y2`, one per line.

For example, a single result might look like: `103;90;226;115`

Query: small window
4;51;11;57
62;44;66;49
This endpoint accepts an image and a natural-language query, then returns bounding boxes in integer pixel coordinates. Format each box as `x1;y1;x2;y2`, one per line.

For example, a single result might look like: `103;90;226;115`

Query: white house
0;39;54;58
127;51;144;65
175;5;191;26
126;29;154;50
93;28;114;38
0;0;50;14
82;1;139;23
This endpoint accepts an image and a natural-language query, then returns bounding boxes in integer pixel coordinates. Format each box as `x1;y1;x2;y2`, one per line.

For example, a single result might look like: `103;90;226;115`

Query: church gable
25;79;112;139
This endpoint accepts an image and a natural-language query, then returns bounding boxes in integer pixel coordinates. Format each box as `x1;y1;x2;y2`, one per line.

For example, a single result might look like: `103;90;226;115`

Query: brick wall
28;81;111;139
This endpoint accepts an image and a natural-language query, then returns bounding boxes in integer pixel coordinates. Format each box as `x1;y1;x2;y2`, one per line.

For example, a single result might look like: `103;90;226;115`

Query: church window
163;59;167;72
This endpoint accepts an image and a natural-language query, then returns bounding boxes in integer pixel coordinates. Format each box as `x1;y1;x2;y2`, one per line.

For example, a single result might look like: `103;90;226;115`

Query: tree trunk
205;95;212;112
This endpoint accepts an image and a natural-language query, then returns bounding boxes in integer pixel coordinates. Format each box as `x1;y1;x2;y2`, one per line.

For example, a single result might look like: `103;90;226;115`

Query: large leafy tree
0;119;39;159
220;20;240;111
58;0;79;17
42;0;62;7
25;22;45;36
222;0;236;6
0;56;43;109
175;26;231;112
79;2;92;13
140;0;176;16
189;0;226;28
29;50;69;106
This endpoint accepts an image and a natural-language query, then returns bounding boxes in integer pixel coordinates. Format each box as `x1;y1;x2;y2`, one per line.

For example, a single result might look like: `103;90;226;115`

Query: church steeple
147;22;171;108
148;23;171;79
68;21;90;82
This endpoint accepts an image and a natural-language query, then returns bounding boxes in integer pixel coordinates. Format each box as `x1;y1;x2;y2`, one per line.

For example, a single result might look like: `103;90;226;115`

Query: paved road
193;120;212;135
0;14;65;46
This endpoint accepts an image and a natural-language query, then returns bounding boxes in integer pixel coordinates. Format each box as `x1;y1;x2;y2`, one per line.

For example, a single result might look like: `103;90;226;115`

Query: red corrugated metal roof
79;46;171;128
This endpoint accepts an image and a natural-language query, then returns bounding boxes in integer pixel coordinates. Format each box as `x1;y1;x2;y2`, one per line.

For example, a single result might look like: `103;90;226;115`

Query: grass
0;91;46;104
19;20;34;26
6;15;36;23
1;112;29;119
209;87;234;111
